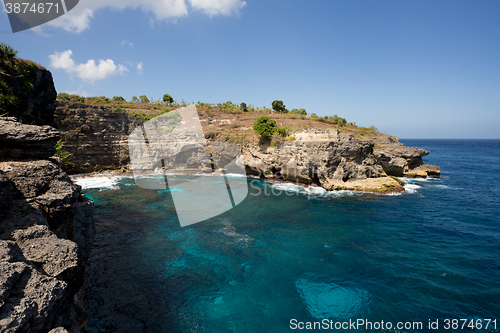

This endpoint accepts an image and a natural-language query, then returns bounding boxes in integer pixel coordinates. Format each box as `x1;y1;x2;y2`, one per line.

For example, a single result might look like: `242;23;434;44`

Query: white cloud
49;50;129;84
136;62;143;75
47;0;246;33
121;40;133;47
189;0;246;16
31;26;50;37
66;85;89;97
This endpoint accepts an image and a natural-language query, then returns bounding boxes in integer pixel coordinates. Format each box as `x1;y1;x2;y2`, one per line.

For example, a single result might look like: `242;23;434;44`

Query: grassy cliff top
56;94;395;147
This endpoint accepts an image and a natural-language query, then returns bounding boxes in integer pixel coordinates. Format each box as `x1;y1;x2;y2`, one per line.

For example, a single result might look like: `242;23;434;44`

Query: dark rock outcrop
0;117;60;161
0;121;94;333
54;102;142;173
5;63;57;127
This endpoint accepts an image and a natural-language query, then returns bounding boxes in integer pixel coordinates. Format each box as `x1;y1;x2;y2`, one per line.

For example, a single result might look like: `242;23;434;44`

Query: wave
404;183;422;194
72;175;123;190
400;176;440;183
268;182;358;198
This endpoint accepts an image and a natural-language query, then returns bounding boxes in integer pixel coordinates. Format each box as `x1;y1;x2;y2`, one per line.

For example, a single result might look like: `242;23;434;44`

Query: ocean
78;139;500;333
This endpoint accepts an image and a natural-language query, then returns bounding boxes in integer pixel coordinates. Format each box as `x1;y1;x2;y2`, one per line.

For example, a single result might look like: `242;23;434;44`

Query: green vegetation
240;102;248;112
56;93;85;103
112;96;126;102
390;175;406;186
274;126;289;138
54;139;75;168
163;94;174;104
253;116;277;137
126;111;150;122
0;43;37;116
53;91;383;145
272;100;287;113
290;108;307;116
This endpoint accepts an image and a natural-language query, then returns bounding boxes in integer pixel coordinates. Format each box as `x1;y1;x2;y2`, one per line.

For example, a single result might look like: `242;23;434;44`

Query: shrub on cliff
253;116;277;137
57;92;70;102
274;126;289;138
240;102;248;112
54;139;75;168
291;108;307;116
112;96;126;103
69;94;85;103
163;94;174;104
139;95;150;103
272;100;287;113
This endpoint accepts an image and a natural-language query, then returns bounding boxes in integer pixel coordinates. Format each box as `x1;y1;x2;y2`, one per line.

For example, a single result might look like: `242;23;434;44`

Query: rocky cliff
54;102;142;173
0;117;94;333
54;102;439;193
3;63;57;127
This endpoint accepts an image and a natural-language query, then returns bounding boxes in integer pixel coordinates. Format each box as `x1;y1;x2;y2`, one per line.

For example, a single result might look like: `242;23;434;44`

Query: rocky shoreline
54;101;439;194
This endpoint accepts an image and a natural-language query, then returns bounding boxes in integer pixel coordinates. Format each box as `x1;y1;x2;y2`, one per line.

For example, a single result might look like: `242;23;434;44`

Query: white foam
271;182;307;193
306;186;327;195
404;184;421;194
269;182;358;198
72;175;123;190
400;176;438;183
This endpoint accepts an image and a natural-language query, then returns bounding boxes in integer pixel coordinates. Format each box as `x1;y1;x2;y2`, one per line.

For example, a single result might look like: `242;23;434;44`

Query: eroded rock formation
53;102;439;193
0;117;94;333
54;102;142;173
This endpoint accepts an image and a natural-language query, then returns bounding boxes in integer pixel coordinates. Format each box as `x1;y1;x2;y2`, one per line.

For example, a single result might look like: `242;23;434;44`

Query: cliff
0;117;94;333
54;102;439;193
54;102;142;173
2;61;57;127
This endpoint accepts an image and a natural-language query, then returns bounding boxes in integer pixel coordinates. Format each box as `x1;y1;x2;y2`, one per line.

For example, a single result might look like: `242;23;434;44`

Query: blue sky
1;0;499;138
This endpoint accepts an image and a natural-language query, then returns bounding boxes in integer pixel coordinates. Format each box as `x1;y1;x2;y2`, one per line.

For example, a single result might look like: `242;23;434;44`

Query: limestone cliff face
54;102;439;192
240;129;440;192
54;102;142;173
0;117;94;333
373;136;440;177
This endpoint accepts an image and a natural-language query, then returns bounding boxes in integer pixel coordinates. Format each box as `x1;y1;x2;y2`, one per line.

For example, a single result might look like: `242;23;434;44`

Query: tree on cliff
253;116;277;137
139;95;150;103
112;96;126;103
240;102;248;112
0;43;36;115
163;94;174;104
272;100;287;113
290;108;307;116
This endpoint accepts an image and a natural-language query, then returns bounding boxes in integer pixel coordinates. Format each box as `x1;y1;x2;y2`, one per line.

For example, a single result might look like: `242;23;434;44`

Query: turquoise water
82;140;500;332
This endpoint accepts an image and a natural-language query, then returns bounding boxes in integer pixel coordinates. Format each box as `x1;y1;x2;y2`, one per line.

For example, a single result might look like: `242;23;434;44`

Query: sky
1;0;499;138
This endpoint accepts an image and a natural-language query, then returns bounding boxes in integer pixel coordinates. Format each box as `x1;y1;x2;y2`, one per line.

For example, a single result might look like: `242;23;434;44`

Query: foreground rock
0;117;60;161
0;119;94;332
